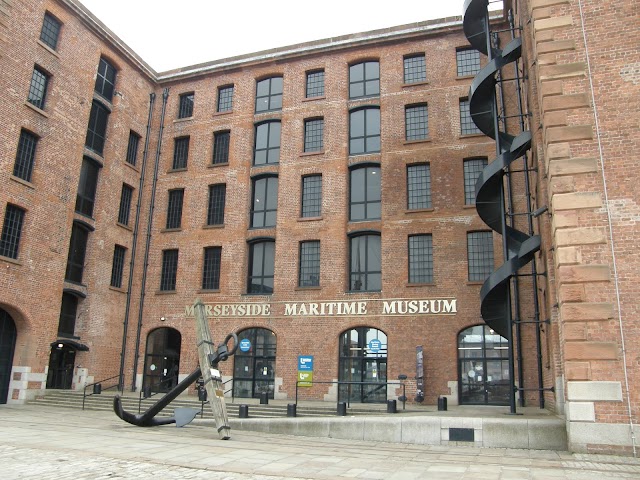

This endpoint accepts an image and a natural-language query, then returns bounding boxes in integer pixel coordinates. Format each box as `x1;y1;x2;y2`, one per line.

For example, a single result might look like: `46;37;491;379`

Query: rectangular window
85;100;110;155
255;76;283;112
178;92;194;119
457;48;481;77
467;231;494;281
405;104;428;141
40;12;61;50
251;176;278;228
464;158;488;205
202;246;221;290
254;121;281;165
301;175;322;218
166;189;184;229
349;61;380;99
409;234;433;284
110;245;126;288
95;57;117;101
349;107;380;155
207;184;226;226
304;118;324;152
118;184;133;226
404;54;426;84
248;241;275;294
172;136;189;170
75;157;100;217
126;131;140;166
350;234;381;291
299;240;320;287
407;164;432;210
350;165;380;221
27;66;49;110
460;98;481;135
305;70;325;98
0;204;26;260
58;293;78;337
65;222;89;283
213;131;230;164
13;129;38;183
217;85;234;112
160;249;178;291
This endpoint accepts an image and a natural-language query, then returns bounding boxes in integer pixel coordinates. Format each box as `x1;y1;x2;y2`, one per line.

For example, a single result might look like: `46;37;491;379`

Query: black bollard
337;401;347;416
238;404;249;418
259;392;269;405
287;403;297;417
386;399;397;413
437;396;448;411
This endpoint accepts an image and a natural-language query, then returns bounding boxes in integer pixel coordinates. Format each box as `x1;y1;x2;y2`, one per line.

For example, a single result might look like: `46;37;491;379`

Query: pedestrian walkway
1;404;639;479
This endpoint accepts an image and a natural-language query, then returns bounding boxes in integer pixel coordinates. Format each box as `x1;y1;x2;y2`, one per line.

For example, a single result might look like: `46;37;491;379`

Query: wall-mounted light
160;316;166;322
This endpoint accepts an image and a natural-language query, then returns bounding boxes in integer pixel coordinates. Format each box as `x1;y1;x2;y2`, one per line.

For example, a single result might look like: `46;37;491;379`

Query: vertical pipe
131;88;170;392
119;93;155;393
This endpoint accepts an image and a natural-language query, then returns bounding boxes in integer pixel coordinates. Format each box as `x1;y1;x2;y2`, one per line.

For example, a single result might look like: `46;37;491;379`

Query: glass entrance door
339;327;387;403
46;344;76;389
233;328;277;399
143;328;181;394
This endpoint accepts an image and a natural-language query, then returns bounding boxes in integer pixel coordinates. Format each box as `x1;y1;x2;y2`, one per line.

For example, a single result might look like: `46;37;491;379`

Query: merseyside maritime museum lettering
184;298;457;318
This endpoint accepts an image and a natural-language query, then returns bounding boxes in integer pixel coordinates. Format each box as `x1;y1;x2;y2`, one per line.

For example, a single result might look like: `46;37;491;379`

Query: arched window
349;107;380;155
233;328;277;399
143;327;181;394
338;327;387;403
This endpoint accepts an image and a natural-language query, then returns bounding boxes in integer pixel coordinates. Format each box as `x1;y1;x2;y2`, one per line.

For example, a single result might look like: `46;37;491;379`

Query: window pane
202;246;221;290
460;98;481;135
299;240;320;287
160;249;178;291
28;67;49;110
85;101;109;155
166;189;184;229
13;130;38;183
349;61;380;99
404;54;426;83
40;13;61;50
457;48;480;77
126;131;140;166
178;93;194;118
407;164;432;210
248;241;275;294
95;57;116;101
118;184;133;225
0;205;26;260
301;175;322;217
110;245;126;288
213;131;230;164
349;166;380;221
405;104;428;141
75;157;100;217
254;122;280;165
207;184;226;225
304;118;324;152
65;223;89;283
409;235;433;283
350;234;381;291
464;158;488;205
306;70;324;98
467;231;494;281
217;85;234;112
172;137;190;169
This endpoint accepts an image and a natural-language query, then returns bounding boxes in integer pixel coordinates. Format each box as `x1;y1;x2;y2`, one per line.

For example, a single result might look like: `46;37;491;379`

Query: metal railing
295;380;407;410
82;374;123;410
137;376;177;413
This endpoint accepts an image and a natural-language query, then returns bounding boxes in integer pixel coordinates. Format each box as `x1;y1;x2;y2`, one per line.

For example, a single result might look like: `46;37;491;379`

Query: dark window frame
464;158;488;205
217;85;234;112
456;48;481;77
13;129;38;183
250;175;278;229
178;92;194;119
304;117;324;152
467;231;494;282
166;189;184;230
160;249;179;291
349;61;380;99
110;244;126;288
65;221;92;284
27;65;50;110
172;136;190;170
255;76;283;113
349;107;381;155
407;163;432;210
253;121;281;166
349;164;381;222
85;100;110;155
39;12;61;50
0;204;26;260
95;57;117;102
408;234;433;284
75;156;101;218
126;131;141;167
460;98;481;135
405;104;429;141
305;70;325;98
298;240;320;287
349;233;381;292
301;175;322;218
118;183;134;226
403;54;427;84
247;239;275;294
213;130;230;165
202;246;222;290
207;183;226;226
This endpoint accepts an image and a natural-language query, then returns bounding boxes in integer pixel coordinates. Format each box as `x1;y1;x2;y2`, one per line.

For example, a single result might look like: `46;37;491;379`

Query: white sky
78;1;467;72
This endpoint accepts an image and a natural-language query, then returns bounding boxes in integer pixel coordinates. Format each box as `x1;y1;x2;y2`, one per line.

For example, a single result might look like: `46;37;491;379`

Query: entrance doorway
339;327;387;403
0;308;17;404
232;328;276;399
46;343;76;389
458;324;510;405
143;328;181;394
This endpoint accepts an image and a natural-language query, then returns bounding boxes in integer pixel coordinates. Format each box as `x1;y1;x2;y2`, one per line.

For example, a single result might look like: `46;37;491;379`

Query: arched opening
0;307;17;403
339;327;387;403
232;328;276;399
458;324;509;405
142;327;181;394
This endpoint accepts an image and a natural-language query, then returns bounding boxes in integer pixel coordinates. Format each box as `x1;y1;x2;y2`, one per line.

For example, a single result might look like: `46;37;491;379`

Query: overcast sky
78;1;469;72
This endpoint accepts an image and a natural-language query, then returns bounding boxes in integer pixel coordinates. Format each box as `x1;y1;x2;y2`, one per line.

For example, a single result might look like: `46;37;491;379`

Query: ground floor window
338;327;387;403
458;324;509;405
0;308;17;403
233;328;276;399
143;327;181;394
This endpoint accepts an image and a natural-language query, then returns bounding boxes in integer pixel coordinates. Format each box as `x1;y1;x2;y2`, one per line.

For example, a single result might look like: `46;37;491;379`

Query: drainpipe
118;93;156;392
131;87;169;392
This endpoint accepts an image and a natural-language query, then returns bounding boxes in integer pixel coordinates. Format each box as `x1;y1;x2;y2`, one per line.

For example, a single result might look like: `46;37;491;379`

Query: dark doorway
143;328;181;394
458;324;510;405
0;308;17;404
232;328;276;399
339;327;387;403
46;343;76;389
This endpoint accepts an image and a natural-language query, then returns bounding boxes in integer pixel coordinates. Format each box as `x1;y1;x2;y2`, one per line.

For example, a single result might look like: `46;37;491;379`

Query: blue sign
298;355;313;371
368;339;382;353
239;339;251;352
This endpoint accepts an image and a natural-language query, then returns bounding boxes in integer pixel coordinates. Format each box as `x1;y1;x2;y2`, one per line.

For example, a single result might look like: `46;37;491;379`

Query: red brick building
0;0;637;454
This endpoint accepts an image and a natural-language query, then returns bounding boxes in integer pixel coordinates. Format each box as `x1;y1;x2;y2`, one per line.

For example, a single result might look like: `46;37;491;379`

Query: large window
349;61;380;99
404;54;426;84
95;57;116;101
233;328;277;399
255;76;283;112
408;234;433;284
213;131;230;165
0;205;26;260
65;221;90;283
166;189;184;229
85;100;109;155
299;240;320;287
160;249;179;291
460;98;481;135
202;246;221;290
178;92;194;119
110;245;126;288
407;163;432;210
118;184;133;226
247;240;275;294
350;165;380;221
301;175;322;218
13;129;38;183
172;136;189;170
464;158;488;205
304;118;324;152
456;48;481;77
339;327;387;403
349;233;381;292
251;176;278;228
126;131;140;166
467;231;494;281
305;70;325;98
405;104;428;141
217;85;234;112
58;293;78;337
254;121;281;165
40;12;61;50
349;107;380;155
207;184;226;226
27;66;49;110
75;157;100;217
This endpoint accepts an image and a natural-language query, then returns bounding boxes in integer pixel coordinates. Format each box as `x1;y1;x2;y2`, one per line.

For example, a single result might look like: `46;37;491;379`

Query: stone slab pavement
0;404;639;479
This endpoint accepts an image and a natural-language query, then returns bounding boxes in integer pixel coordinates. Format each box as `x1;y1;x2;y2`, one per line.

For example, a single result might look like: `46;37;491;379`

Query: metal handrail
82;374;123;410
137;376;177;413
294;379;407;410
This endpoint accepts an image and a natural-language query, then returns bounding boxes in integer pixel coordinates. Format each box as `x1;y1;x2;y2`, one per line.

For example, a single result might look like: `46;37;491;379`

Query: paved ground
1;404;639;479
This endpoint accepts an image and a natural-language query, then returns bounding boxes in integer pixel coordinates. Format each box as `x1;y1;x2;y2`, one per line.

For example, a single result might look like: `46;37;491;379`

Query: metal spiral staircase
463;0;542;412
